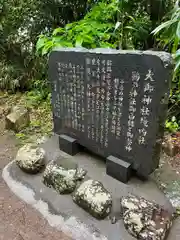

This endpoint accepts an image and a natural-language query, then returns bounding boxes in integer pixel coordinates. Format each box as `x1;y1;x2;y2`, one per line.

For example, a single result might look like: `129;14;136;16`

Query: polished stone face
49;48;173;177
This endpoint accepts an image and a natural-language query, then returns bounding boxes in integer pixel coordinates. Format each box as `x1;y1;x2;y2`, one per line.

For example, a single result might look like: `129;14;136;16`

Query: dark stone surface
106;155;132;183
59;134;80;156
48;48;173;179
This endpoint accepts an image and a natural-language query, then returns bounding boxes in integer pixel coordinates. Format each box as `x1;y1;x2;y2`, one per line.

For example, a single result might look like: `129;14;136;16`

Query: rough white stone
15;144;45;174
43;163;86;194
121;195;173;240
2;161;108;240
5;105;30;132
73;180;112;219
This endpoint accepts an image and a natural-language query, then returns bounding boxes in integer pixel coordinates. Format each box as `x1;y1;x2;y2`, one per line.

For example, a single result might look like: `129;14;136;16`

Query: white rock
5;105;30;132
73;179;112;219
43;162;86;194
16;144;45;174
121;195;173;240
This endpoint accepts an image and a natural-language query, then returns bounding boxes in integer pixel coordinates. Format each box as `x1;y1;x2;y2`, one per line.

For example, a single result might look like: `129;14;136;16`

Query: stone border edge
2;160;108;240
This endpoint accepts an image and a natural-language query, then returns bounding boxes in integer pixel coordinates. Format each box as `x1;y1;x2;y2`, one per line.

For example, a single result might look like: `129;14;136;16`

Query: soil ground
0;118;71;240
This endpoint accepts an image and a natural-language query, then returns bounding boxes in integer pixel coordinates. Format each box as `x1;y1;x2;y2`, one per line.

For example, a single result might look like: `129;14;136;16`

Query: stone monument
48;48;173;183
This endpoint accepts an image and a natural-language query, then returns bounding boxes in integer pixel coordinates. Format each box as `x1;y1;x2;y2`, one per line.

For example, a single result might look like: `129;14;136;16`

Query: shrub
36;0;153;55
153;1;180;131
0;0;91;91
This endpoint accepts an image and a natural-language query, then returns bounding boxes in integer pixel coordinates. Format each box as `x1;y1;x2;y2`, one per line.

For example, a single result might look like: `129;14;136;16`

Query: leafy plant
175;49;180;72
152;1;180;131
37;0;154;56
165;116;179;132
0;0;92;91
25;79;50;107
36;1;118;55
1;0;179;134
152;1;180;72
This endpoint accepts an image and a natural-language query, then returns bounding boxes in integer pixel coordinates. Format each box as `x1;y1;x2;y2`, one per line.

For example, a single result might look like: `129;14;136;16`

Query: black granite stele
48;48;173;182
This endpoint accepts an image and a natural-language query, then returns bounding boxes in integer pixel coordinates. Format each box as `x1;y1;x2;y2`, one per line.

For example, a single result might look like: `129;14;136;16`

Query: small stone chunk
15;144;45;174
73;179;112;219
43;163;86;194
121;195;173;240
162;135;179;157
5;105;30;132
0;105;11;118
76;168;87;180
0;106;3;118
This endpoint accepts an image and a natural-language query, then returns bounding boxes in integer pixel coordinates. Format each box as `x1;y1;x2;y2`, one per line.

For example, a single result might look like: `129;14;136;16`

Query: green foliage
36;0;179;133
175;49;180;72
153;1;180;131
0;0;92;91
165;116;179;132
1;0;174;90
36;1;118;54
1;0;179;134
36;0;153;55
152;1;180;71
15;133;26;140
25;79;50;107
0;61;21;91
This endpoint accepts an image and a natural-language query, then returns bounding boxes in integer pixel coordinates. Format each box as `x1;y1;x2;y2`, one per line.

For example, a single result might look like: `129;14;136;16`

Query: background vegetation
0;0;179;132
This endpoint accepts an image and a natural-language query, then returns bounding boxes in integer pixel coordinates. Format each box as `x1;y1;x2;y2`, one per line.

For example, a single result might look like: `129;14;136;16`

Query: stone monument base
3;135;174;240
59;134;80;156
58;134;133;183
106;156;132;183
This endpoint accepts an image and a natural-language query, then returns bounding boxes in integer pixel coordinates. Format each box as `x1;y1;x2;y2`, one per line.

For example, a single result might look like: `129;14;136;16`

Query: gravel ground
0;118;71;240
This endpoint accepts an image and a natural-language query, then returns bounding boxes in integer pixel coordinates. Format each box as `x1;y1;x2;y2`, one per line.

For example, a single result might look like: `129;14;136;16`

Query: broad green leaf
175;58;180;71
152;19;177;35
175;49;180;58
65;22;76;30
176;22;180;39
128;15;135;22
172;37;179;53
64;42;73;47
52;28;65;36
36;36;47;51
41;41;53;56
52;36;61;43
99;42;115;48
124;26;137;31
83;35;94;43
75;36;83;47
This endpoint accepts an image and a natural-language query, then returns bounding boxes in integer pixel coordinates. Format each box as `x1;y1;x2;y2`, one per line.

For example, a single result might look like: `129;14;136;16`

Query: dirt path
0;118;70;240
